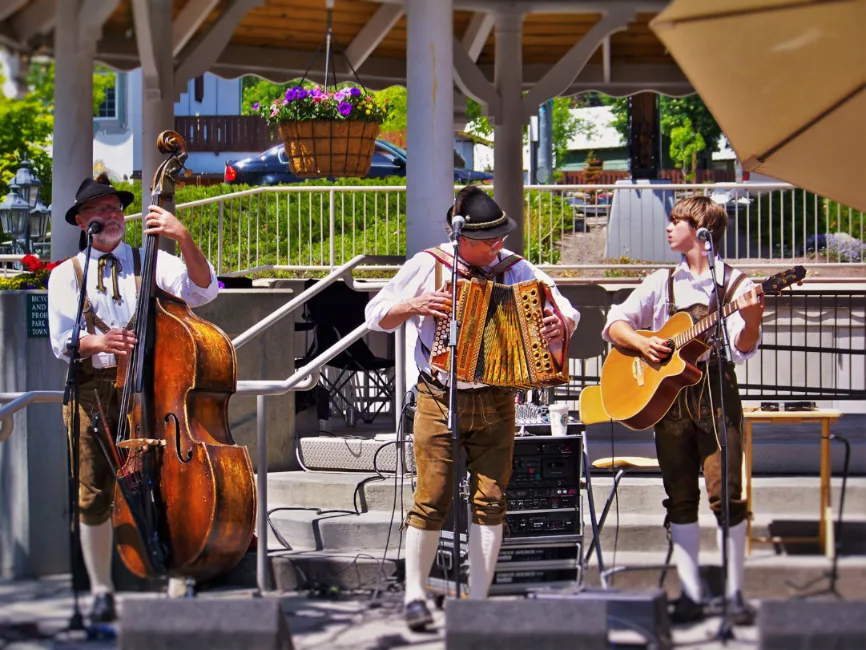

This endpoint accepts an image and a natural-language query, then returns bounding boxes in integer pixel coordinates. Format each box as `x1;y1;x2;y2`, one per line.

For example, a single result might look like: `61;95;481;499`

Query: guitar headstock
761;265;806;295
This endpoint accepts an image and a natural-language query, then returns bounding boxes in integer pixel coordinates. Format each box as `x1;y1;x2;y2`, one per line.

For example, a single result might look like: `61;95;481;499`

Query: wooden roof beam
453;38;499;118
10;0;55;43
174;0;264;89
521;7;633;120
0;0;29;23
173;0;220;58
369;0;666;14
79;0;121;42
343;3;403;72
462;12;494;62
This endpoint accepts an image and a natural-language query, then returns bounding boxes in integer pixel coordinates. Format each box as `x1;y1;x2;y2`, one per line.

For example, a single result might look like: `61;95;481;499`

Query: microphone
696;227;711;242
87;220;104;235
451;214;466;239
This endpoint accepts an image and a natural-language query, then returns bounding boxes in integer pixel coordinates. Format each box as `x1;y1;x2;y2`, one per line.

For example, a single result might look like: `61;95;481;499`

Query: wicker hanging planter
279;120;380;178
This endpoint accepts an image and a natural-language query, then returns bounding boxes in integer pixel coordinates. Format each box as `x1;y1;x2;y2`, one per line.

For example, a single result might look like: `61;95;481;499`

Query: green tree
0;78;53;204
669;117;706;181
240;76;293;115
467;96;588;167
602;94;723;166
25;60;115;115
0;60;116;206
550;97;585;168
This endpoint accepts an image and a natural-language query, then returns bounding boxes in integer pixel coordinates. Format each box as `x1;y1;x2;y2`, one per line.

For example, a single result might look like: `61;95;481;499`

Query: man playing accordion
365;185;579;631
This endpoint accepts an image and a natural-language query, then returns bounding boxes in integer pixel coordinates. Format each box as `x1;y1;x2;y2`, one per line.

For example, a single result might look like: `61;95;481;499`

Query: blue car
224;140;493;186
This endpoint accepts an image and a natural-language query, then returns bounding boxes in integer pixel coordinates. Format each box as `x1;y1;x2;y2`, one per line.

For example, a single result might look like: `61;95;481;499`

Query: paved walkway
0;576;766;649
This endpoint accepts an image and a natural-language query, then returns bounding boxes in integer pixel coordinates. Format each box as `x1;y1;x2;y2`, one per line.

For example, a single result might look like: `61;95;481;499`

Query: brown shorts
62;368;120;526
654;362;748;527
406;377;516;531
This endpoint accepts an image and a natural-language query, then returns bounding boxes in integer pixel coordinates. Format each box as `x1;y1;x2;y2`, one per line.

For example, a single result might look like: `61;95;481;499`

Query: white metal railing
120;182;864;277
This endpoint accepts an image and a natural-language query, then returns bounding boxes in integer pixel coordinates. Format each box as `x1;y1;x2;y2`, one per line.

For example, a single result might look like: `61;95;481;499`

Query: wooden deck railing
174;115;280;153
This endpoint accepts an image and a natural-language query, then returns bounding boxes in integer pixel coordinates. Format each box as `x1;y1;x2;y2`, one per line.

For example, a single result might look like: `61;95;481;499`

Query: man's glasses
80;203;123;217
468;235;508;249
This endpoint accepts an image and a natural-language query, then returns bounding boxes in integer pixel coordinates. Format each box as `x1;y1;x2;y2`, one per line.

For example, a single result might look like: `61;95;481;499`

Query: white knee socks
80;520;115;596
717;520;747;598
404;527;440;604
468;523;503;599
670;522;702;602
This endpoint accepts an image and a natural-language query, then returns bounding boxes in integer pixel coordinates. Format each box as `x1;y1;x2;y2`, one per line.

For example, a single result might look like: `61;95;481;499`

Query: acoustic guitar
600;266;805;430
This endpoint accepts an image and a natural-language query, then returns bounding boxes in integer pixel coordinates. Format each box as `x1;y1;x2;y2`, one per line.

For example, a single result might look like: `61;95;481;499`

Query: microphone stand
447;230;464;599
62;228;98;634
704;238;735;643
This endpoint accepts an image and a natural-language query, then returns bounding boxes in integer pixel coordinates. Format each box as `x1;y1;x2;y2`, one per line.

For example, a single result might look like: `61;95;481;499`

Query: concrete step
585;551;866;600
266;509;405;553
214;548;866;600
265;501;866;557
266;470;866;519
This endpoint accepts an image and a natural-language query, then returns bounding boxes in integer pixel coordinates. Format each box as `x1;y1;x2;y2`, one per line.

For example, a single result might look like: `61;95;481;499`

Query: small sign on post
27;294;49;338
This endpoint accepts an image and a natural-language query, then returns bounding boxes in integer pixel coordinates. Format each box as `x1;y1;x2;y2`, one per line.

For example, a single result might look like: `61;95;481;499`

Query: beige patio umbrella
650;0;866;212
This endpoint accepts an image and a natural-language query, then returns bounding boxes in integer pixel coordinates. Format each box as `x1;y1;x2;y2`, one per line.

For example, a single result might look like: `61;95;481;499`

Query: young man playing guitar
603;196;764;625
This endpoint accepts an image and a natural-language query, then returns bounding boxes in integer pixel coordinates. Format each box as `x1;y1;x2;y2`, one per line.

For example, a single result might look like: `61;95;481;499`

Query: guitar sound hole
666;339;676;352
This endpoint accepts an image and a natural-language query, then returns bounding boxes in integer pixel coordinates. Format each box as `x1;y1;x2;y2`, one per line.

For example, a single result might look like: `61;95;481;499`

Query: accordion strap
423;247;523;284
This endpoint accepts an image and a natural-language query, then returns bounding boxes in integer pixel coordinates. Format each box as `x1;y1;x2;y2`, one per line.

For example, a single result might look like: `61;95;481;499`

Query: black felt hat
65;175;134;225
446;185;516;240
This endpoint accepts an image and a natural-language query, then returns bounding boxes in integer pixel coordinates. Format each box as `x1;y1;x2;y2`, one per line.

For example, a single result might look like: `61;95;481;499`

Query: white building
93;71;244;180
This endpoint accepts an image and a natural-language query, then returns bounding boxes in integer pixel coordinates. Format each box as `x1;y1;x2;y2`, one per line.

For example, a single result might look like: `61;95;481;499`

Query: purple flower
338;102;352;116
252;102;260;110
285;88;297;101
349;87;362;96
294;87;308;100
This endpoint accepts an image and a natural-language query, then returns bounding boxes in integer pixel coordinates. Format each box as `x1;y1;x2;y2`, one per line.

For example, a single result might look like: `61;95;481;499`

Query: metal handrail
232;255;366;349
0;391;64;442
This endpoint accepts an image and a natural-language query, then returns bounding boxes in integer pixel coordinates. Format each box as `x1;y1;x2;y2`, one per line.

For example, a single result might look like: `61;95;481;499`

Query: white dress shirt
602;257;760;365
365;242;580;387
48;241;219;369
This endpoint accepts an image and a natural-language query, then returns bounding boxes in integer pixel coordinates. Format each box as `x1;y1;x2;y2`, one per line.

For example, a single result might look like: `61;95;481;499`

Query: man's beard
94;222;125;248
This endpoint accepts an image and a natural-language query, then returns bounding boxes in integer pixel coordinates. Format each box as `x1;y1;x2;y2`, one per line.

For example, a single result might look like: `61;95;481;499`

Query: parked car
224;140;494;185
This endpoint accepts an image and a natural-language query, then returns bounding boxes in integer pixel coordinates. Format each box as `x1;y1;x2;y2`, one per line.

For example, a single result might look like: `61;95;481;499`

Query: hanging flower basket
255;84;391;179
278;119;380;178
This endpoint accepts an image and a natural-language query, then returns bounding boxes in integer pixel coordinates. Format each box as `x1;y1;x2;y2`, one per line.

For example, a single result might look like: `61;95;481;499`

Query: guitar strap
667;263;747;316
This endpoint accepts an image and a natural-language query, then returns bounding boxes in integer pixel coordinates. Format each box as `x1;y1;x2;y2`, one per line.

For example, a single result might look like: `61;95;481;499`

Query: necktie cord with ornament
97;254;123;302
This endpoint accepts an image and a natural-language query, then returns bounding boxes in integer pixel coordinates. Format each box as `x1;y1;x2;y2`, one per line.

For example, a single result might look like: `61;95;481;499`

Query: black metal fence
558;286;866;403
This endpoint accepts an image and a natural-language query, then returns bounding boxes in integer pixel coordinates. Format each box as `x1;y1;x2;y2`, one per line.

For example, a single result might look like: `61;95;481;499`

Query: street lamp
12;159;42;209
30;198;51;245
0;182;32;253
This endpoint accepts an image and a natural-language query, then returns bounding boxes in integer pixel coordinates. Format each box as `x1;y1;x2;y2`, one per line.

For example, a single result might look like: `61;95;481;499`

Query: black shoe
669;594;704;624
405;599;433;632
728;592;756;627
89;592;117;624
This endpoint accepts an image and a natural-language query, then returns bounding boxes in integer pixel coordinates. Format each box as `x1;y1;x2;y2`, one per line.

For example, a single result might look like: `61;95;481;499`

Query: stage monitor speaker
759;600;866;650
120;598;294;650
445;599;607;650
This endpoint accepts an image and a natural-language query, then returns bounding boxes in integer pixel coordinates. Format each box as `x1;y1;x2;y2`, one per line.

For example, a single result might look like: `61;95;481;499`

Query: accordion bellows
430;279;569;389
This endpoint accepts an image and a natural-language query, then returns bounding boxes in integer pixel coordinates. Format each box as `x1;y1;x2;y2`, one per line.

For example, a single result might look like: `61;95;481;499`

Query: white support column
134;0;175;241
493;10;525;255
405;0;453;255
51;0;95;260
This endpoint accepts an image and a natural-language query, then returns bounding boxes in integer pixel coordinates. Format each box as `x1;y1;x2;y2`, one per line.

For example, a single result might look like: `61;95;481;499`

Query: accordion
430;278;569;389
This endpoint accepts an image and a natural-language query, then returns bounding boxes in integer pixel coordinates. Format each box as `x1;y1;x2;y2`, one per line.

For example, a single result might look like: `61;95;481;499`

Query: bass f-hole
165;413;192;463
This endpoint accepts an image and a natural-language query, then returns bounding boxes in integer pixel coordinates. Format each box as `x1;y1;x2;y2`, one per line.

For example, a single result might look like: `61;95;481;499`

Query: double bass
101;131;256;581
